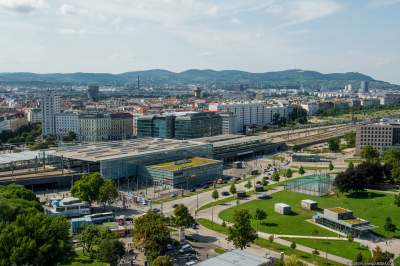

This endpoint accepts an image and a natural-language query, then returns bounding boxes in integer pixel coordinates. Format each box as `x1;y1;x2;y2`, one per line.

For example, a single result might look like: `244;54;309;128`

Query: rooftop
327;207;351;214
52;138;210;162
196;249;270;266
149;157;220;171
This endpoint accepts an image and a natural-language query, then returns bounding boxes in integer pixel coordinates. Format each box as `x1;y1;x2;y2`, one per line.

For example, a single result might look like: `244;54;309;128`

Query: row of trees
272;106;308;127
0;123;41;145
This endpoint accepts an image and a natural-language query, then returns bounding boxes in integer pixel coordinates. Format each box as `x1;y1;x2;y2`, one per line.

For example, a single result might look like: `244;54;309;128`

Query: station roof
196;249;270;266
148;157;220;171
0;150;54;165
52;138;209;162
194;134;270;148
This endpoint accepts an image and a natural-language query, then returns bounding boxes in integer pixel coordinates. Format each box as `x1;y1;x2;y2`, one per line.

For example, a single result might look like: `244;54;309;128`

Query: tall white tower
41;90;61;136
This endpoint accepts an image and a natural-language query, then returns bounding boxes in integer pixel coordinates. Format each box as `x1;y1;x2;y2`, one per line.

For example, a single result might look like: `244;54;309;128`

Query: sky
0;0;399;84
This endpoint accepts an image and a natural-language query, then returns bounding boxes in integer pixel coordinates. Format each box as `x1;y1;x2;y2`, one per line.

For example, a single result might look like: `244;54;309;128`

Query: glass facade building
174;112;222;139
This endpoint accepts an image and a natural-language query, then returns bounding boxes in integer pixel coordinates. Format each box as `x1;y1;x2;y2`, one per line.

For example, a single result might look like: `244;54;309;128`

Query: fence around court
284;174;334;196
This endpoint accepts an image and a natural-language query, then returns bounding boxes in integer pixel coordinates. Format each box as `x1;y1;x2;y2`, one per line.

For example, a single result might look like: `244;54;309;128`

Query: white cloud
264;0;342;26
0;0;46;13
59;4;87;16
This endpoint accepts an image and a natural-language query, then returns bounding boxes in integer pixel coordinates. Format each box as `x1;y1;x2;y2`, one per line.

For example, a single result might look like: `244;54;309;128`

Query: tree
227;209;257;250
98;180;119;207
97;238;125;266
347;234;354;242
133;211;171;262
361;145;380;162
79;224;100;257
344;131;356;148
369;246;394;264
71;172;104;204
272;170;280;181
384;217;396;232
0;211;71;266
348;161;354;169
383;147;400;167
290;242;296;249
254;208;267;231
245;180;252;188
152;256;173;266
212;189;219;201
329;162;334;171
354;252;364;264
334;162;384;193
298;166;305;176
285;168;293;178
230;183;237;195
335;168;366;193
172;204;194;228
391;162;400;183
328;138;340;152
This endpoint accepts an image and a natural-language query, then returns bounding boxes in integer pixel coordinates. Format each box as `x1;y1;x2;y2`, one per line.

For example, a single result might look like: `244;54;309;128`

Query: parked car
179;244;193;253
221;191;230;196
257;193;270;200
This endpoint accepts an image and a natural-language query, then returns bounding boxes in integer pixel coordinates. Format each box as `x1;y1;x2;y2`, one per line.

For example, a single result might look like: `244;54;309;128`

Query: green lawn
282;238;371;260
394;256;400;266
197;179;299;211
220;190;400;238
197;218;343;266
219;191;337;237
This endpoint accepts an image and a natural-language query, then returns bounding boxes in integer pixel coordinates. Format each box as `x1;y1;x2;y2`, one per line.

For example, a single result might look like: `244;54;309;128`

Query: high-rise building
87;85;100;101
41;91;61;136
194;87;202;99
360;81;369;94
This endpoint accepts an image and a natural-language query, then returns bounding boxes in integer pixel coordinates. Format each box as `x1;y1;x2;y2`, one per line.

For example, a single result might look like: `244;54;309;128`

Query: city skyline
0;0;399;84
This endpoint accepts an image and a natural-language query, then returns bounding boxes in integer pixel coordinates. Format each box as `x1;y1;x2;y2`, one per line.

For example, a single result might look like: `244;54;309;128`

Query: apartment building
41;91;61;136
110;113;133;140
208;101;290;133
0;113;28;133
79;113;111;142
55;112;80;138
25;108;42;123
356;118;400;154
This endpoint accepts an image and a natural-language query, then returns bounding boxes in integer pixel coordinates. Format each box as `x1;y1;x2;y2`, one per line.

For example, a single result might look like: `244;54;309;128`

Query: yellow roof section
328;207;351;213
150;157;220;171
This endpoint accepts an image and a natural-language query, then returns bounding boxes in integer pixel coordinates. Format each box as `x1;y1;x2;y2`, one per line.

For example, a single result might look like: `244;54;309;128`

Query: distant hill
0;69;397;89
